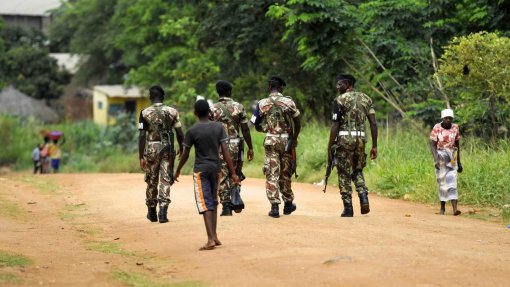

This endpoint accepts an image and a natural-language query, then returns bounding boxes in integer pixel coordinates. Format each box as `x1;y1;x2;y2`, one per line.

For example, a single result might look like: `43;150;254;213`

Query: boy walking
174;100;239;251
32;144;42;174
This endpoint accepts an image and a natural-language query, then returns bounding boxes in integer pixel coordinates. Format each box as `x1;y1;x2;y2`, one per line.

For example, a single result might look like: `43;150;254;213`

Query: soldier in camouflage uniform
327;75;378;217
252;76;301;218
138;86;184;223
210;80;254;216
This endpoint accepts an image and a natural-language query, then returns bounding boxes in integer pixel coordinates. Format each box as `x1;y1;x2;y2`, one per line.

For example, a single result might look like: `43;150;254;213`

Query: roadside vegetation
1;114;508;223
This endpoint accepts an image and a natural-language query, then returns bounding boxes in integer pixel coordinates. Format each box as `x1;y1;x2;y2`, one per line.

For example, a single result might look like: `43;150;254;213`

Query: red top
429;123;461;150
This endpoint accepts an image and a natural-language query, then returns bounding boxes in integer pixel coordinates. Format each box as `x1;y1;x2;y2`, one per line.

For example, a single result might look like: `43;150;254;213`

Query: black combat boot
220;202;233;216
158;206;169;223
359;192;370;215
146;206;158;222
283;201;297;215
341;200;354;217
268;203;280;218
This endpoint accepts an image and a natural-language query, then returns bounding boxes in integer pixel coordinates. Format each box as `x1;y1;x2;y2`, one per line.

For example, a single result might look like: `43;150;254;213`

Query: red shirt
429;123;461;150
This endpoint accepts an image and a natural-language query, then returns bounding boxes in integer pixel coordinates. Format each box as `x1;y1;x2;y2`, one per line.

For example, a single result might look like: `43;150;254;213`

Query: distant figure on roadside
173;99;239;251
138;85;184;224
429;109;462;216
40;136;51;174
251;76;301;218
327;74;378;217
32;144;42;174
209;80;254;216
49;135;65;173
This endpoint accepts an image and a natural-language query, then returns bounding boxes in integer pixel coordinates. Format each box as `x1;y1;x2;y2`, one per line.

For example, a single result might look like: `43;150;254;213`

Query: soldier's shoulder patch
141;106;152;116
258;98;272;111
233;100;244;109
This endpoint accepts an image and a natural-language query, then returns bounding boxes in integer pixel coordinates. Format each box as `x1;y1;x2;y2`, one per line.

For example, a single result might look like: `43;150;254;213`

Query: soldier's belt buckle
338;131;365;137
266;133;289;138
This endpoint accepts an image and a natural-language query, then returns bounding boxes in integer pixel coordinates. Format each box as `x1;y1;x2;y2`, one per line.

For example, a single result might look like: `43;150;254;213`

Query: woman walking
430;109;463;216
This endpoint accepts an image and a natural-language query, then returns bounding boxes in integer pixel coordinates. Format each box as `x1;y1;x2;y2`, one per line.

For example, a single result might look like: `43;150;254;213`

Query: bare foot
454;210;461;216
199;241;216;251
214;239;222;246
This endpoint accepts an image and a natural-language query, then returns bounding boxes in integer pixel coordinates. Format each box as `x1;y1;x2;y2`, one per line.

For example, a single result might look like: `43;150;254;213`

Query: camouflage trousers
218;140;240;204
263;136;294;204
333;136;369;204
144;142;172;208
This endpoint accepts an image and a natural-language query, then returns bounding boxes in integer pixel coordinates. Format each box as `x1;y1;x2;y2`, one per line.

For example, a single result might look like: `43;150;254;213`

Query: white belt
148;141;162;143
266;133;289;138
229;138;241;144
338;131;365;137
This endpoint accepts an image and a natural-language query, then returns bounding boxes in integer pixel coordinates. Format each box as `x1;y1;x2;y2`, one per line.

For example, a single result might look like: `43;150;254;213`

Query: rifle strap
218;101;240;135
269;96;294;136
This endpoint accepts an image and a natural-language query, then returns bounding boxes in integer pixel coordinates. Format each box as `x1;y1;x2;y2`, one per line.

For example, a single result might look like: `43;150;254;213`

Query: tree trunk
489;95;498;141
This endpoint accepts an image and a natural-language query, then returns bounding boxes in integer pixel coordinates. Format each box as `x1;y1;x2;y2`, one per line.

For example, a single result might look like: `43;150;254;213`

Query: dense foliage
0;21;70;100
438;32;510;140
48;0;509;136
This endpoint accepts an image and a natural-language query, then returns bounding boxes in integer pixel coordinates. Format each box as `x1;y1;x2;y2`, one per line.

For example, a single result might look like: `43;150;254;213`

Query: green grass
0;251;33;267
111;269;206;287
21;176;60;194
0;272;22;284
0;194;23;219
59;203;87;220
86;242;136;257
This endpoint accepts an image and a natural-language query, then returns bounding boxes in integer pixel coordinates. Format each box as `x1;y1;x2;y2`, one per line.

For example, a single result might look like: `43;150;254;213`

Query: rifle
158;133;175;185
285;136;298;178
237;138;246;181
323;158;332;193
323;148;336;193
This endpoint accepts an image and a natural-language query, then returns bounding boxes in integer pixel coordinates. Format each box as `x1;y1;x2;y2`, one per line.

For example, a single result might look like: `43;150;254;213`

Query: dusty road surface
1;173;509;287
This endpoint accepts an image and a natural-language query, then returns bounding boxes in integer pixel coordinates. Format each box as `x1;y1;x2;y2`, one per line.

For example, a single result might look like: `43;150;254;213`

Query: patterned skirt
435;149;458;201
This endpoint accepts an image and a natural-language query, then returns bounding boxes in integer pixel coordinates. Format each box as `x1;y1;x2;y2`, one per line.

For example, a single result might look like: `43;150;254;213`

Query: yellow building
92;85;149;125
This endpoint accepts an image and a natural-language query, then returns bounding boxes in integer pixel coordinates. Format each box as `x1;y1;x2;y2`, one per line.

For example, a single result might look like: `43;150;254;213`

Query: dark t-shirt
184;121;228;173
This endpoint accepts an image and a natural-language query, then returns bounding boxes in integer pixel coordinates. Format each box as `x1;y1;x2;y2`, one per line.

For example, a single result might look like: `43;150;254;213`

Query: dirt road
1;173;509;286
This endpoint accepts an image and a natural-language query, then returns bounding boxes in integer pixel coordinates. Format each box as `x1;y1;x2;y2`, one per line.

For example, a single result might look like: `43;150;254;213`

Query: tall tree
438;32;510;139
0;25;69;100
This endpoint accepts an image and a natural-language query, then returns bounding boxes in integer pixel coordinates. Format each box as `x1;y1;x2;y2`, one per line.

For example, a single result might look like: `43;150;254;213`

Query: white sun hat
441;108;454;119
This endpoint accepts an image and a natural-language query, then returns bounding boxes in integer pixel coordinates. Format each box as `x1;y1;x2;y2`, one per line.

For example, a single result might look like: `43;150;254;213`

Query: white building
0;0;61;31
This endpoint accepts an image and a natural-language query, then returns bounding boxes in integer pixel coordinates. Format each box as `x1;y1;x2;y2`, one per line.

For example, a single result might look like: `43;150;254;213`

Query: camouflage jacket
210;97;248;138
332;90;375;132
138;103;182;144
258;92;300;134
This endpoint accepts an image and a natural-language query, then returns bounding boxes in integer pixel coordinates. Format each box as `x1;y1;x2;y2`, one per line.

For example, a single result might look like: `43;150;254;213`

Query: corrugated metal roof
0;0;61;16
94;85;146;98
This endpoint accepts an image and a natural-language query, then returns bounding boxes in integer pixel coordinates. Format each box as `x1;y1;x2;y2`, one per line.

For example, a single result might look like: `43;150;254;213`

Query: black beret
337;74;356;85
269;76;286;87
149;85;165;97
215;80;233;90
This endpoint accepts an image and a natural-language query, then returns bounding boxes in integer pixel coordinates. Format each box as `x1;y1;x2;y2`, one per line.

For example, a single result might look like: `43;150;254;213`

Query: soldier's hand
232;173;240;185
173;171;180;182
140;158;147;171
247;149;254;161
370;147;378;160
